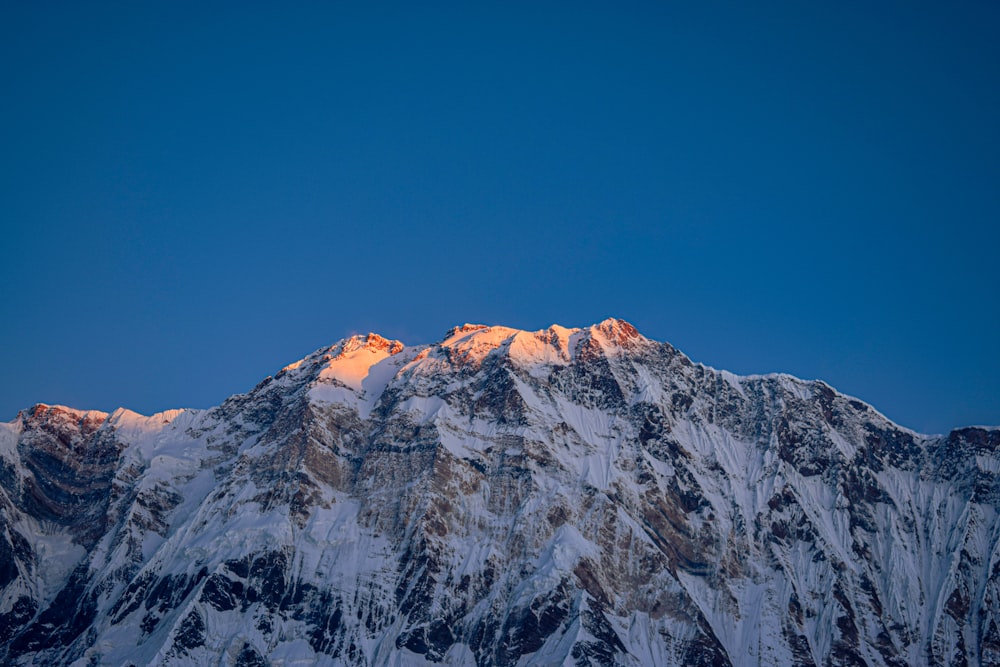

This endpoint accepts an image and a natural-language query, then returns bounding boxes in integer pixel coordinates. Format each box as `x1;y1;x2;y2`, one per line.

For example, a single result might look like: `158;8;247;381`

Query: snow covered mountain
1;319;997;666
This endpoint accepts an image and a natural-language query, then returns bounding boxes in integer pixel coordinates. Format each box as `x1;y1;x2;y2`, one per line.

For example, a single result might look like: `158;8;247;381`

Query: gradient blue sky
2;2;998;434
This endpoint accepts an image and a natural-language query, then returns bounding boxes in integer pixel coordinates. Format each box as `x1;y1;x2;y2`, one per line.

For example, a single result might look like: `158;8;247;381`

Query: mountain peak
591;317;645;347
315;333;406;392
18;403;108;430
338;332;404;356
443;323;491;340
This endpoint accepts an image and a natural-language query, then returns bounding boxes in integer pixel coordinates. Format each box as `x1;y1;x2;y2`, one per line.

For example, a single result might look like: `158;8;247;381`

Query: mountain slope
1;320;997;666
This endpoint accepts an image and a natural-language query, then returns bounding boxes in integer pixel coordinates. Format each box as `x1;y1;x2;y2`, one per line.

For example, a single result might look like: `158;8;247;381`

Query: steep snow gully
1;320;998;666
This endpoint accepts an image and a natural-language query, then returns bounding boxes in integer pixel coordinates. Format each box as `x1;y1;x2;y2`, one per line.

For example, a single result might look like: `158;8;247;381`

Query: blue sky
2;2;998;434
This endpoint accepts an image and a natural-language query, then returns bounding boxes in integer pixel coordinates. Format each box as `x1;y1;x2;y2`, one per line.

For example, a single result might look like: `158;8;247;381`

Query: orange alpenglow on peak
443;324;491;340
339;333;404;356
592;318;644;345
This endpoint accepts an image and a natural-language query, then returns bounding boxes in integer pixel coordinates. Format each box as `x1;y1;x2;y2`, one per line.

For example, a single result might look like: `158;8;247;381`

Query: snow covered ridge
0;319;998;666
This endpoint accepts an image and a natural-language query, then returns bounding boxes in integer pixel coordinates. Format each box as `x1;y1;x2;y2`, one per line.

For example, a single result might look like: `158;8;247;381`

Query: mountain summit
1;320;997;666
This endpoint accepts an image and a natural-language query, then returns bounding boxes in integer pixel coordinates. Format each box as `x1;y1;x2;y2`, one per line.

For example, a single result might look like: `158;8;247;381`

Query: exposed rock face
0;320;997;666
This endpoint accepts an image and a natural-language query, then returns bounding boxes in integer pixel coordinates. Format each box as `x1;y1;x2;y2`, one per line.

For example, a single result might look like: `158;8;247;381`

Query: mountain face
1;320;998;667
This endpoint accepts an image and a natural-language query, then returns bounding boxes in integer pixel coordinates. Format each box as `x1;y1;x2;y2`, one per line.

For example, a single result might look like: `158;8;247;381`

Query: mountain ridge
1;319;998;666
9;319;972;437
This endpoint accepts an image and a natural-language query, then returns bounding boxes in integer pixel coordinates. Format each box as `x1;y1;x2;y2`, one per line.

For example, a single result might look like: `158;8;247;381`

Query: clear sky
2;2;998;434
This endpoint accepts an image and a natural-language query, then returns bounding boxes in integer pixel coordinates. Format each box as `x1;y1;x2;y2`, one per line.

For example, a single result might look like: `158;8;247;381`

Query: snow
0;421;20;462
440;325;519;366
318;342;395;392
508;330;570;375
307;336;417;418
24;520;86;605
535;524;597;580
268;639;321;666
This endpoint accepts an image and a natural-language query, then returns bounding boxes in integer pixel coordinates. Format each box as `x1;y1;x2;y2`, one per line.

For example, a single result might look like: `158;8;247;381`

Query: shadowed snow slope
1;319;998;666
